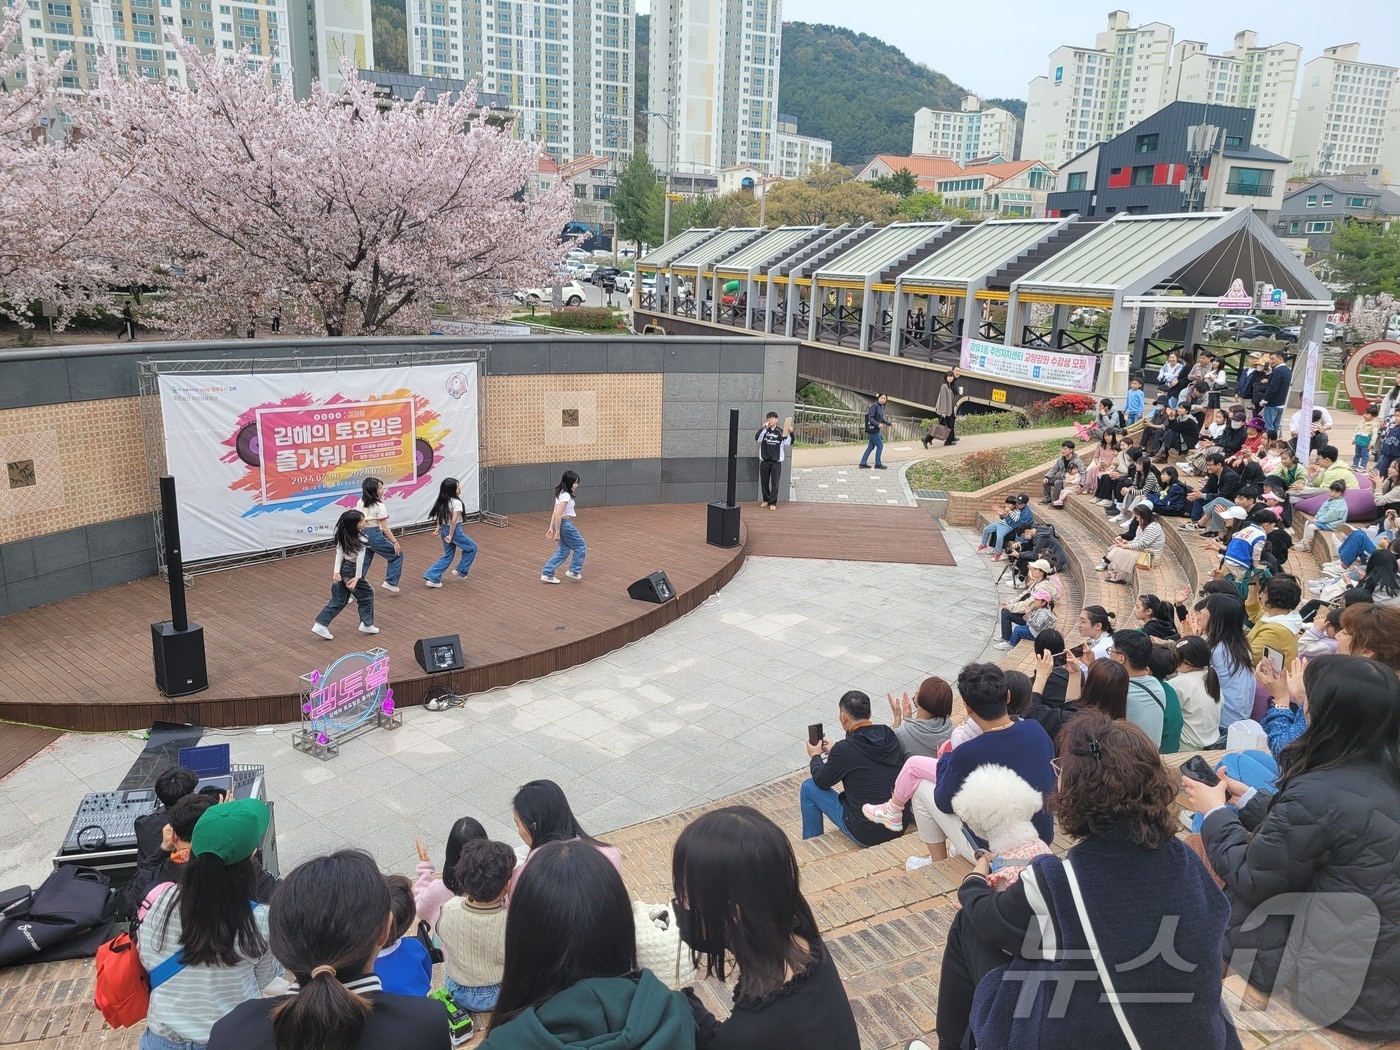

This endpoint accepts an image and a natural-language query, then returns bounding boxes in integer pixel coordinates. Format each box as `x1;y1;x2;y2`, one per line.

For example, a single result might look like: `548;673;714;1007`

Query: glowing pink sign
307;651;391;732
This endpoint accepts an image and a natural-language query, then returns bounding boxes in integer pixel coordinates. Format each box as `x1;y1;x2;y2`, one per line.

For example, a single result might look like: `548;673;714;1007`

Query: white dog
951;763;1053;888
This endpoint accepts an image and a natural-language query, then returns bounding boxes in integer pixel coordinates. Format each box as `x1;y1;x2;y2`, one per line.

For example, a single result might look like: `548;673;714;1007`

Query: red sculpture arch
1343;339;1400;413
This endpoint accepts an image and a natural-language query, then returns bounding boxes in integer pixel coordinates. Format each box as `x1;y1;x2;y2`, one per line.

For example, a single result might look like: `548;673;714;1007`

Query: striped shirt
138;887;280;1043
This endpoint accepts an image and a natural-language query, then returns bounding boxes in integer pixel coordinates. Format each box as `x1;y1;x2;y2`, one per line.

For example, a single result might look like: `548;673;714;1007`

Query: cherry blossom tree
85;41;574;336
1349;294;1398;343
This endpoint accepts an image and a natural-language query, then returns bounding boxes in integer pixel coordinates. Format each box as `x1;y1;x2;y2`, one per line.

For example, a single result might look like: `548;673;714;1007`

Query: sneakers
1095;560;1109;571
861;800;905;832
453;570;469;579
565;569;582;580
991;552;1003;562
311;623;333;640
357;623;380;634
541;574;562;584
1095;498;1114;507
380;582;400;593
424;578;443;588
976;543;989;552
905;856;933;871
992;640;1013;651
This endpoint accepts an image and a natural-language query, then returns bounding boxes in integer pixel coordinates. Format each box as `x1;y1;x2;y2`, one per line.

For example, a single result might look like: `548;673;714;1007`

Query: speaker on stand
151;475;209;697
706;408;741;548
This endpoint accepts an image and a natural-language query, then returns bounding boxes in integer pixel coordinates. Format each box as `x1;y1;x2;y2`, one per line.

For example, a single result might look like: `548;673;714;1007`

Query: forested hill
779;22;978;165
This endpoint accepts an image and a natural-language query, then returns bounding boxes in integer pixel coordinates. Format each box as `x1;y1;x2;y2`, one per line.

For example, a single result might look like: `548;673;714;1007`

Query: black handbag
0;866;114;967
415;919;444;964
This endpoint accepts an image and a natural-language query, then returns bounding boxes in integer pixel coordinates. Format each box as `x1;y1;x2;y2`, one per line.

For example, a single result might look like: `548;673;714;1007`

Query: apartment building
14;0;292;93
912;95;1020;164
857;154;1056;217
1291;43;1398;179
774;113;831;178
1024;43;1113;168
404;0;633;164
647;0;781;176
1167;32;1300;158
1098;11;1174;137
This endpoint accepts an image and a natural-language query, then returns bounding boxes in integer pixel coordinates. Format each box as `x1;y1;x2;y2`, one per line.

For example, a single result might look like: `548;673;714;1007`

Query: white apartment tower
647;0;782;176
1167;31;1301;157
775;114;832;178
1097;10;1174;137
1024;43;1113;168
1291;43;1399;178
405;0;634;164
912;95;1020;163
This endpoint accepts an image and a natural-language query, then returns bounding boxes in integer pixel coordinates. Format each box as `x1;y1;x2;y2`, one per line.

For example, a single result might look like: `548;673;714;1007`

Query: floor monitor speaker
415;635;465;674
627;571;676;604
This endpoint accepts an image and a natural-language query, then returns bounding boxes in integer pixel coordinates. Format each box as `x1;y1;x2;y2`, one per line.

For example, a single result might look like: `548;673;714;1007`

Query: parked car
1279;322;1343;344
1206;314;1261;334
614;272;636;294
592;266;621;288
1236;323;1297;343
575;263;599;282
514;280;587;307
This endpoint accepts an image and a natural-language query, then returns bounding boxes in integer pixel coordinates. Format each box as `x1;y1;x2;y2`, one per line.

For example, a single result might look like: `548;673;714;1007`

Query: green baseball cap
190;797;270;864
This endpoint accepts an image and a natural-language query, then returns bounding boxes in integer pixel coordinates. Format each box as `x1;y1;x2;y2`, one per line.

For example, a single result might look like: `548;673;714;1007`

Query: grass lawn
908;437;1068;493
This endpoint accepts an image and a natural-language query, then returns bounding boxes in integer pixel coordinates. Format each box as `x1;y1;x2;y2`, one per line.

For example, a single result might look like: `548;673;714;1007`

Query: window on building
1305;220;1334;233
1131;165;1154;186
1321;194;1333;206
1288;221;1300;234
1226;167;1273;196
1305;194;1317;207
1134;132;1158;153
1066;171;1088;191
1348;196;1369;207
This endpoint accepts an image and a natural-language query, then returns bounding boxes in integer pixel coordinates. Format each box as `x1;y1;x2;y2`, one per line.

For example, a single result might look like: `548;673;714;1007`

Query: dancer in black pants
311;510;378;640
755;411;793;510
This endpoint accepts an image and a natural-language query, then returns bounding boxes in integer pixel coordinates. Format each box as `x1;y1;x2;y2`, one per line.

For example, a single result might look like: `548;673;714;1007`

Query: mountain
779;23;974;165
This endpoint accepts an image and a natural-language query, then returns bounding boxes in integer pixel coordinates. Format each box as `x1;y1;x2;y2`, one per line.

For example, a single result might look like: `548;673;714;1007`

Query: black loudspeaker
706;502;741;548
627;571;676;604
415;635;465;673
151;621;209;697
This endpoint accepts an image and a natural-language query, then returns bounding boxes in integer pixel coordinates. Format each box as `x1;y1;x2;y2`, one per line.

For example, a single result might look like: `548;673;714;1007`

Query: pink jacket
510;840;622;895
413;861;456;932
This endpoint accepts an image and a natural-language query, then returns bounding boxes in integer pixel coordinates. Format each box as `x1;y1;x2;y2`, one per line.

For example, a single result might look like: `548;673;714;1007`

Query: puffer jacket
1202;762;1400;1038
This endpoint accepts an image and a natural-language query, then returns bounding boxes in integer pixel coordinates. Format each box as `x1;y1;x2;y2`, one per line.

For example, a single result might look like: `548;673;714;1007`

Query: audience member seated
1295;480;1350;552
435;838;515;1011
1182;453;1242;527
1041;441;1087;508
481;842;697;1049
1031;630;1069;704
908;664;1055;866
125;791;215;918
1360;549;1400;607
1185;594;1256;741
1171;637;1225;751
1074;605;1117;662
1027;647;1128;749
672;808;860;1050
887;678;954;758
414;816;487;931
1101;504;1164;585
1294;444;1356;499
373;875;432;997
1110;629;1179;752
933;714;1241;1050
1143;465;1188;520
993;588;1055;650
1297;604;1343;659
1133;593;1179;641
1183;655;1400;1040
800;691;906;847
209;849;450;1050
511;780;621;893
139;798;282;1049
133;767;198;870
1245;575;1303;666
978;494;1033;558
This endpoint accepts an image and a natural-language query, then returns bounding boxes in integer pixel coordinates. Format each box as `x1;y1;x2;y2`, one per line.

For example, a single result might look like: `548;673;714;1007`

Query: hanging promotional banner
1295;340;1321;465
961;337;1097;393
158;363;480;562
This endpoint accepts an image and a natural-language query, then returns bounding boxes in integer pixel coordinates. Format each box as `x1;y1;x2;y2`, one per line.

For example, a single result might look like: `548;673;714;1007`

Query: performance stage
0;505;746;732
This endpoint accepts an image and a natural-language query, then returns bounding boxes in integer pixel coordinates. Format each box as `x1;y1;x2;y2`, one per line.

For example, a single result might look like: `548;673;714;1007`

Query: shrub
546;306;623;332
961;449;1010;489
1047;393;1097;415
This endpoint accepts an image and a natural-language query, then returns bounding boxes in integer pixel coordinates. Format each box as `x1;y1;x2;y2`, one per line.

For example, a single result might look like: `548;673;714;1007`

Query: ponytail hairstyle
1175;636;1221;702
1082;605;1115;635
554;470;580;500
430;477;461;528
269;850;390;1050
1137;593;1177;630
332;510;365;558
360;476;383;509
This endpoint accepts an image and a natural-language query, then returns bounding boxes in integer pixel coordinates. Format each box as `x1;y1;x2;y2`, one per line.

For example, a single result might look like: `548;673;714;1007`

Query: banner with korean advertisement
961;337;1098;393
158;363;479;562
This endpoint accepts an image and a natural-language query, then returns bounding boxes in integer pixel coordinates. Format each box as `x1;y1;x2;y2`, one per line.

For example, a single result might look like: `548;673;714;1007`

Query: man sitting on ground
1041;441;1087;507
800;691;907;848
1183;453;1241;528
133;766;198;869
1295;444;1356;498
1110;629;1178;752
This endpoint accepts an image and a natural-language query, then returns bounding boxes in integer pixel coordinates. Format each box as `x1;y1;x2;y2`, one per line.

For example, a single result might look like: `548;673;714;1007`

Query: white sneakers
424;578;443;588
358;623;379;634
541;574;561;584
565;569;583;580
381;582;400;593
992;640;1013;651
311;623;333;640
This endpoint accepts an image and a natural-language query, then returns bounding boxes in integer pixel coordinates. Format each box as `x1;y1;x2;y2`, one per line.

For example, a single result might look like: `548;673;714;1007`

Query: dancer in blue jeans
424;477;477;588
312;510;378;640
356;476;404;593
541;470;585;584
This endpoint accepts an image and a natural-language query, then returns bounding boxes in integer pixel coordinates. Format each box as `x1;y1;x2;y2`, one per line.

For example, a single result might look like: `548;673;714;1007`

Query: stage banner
961;337;1097;393
158;363;480;562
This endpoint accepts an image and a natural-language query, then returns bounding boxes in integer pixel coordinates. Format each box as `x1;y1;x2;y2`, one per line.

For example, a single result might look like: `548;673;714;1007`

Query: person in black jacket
672;807;859;1050
209;849;450;1050
858;393;888;469
1183;453;1241;525
1183;655;1400;1040
1261;350;1292;436
132;766;198;872
753;412;792;510
799;690;907;845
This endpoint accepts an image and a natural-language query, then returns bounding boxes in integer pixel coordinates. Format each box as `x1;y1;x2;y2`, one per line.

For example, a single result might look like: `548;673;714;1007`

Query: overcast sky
640;1;1400;101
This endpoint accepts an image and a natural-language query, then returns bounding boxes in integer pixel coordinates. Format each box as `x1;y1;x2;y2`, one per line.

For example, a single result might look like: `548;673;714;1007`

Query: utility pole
1181;123;1220;212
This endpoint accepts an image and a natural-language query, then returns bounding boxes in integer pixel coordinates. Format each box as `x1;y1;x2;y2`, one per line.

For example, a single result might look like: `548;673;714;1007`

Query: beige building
912;95;1020;163
774;114;831;178
1291;43;1399;179
1167;32;1300;158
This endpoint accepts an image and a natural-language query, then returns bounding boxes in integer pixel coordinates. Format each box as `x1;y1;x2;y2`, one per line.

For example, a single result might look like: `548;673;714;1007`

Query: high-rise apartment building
1024;43;1113;168
1291;43;1398;178
404;0;633;164
14;0;292;94
912;95;1020;163
1167;32;1300;158
1097;10;1173;137
647;0;782;177
775;114;831;178
288;0;372;93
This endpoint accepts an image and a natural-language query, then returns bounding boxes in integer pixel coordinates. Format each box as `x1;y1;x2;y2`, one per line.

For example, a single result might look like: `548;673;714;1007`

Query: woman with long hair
1027;650;1127;748
1184;655;1400;1039
1361;548;1400;606
139;799;280;1049
510;780;620;893
670;807;858;1049
936;714;1239;1049
1144;463;1187;519
482;843;696;1049
541;470;586;584
355;476;404;594
312;510;377;640
1085;429;1119;498
1103;504;1165;584
209;850;450;1050
1172;636;1222;750
424;477;477;587
1190;593;1255;738
413;815;487;929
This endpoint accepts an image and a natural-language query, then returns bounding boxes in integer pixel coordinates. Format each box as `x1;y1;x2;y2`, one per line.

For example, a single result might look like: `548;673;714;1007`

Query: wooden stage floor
0;505;746;732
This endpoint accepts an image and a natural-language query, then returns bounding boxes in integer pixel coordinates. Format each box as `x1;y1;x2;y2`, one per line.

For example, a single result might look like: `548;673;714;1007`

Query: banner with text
159;363;480;562
961;337;1097;393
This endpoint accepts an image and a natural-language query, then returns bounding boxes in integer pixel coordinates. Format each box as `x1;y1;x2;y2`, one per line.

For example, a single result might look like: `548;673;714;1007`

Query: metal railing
792;405;929;446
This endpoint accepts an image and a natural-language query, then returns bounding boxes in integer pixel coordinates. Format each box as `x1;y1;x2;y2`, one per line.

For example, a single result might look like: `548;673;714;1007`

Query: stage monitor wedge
627;571;676;604
415;634;465;674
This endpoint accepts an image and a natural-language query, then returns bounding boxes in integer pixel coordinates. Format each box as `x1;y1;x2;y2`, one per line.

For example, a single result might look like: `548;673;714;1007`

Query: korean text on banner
259;399;416;506
960;337;1097;393
1295;340;1320;464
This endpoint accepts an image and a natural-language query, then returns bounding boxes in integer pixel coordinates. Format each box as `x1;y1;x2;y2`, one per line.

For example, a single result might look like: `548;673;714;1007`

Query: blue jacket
1150;482;1188;513
1001;505;1035;530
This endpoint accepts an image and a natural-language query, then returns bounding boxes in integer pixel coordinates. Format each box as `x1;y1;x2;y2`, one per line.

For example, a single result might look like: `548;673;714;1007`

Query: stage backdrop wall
157;364;480;562
0;335;797;616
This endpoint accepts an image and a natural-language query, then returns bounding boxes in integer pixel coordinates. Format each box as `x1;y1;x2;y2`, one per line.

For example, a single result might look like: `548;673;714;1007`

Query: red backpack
93;883;183;1028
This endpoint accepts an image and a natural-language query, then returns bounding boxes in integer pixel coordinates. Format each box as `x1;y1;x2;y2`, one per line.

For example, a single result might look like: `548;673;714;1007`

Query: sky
639;1;1400;102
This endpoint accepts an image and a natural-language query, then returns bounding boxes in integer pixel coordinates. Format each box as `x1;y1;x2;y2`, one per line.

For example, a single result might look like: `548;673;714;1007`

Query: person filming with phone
798;691;906;847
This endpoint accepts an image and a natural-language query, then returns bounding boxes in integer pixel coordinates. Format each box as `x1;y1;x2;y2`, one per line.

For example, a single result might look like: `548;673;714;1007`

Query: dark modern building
1273;178;1400;254
1046;101;1291;219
